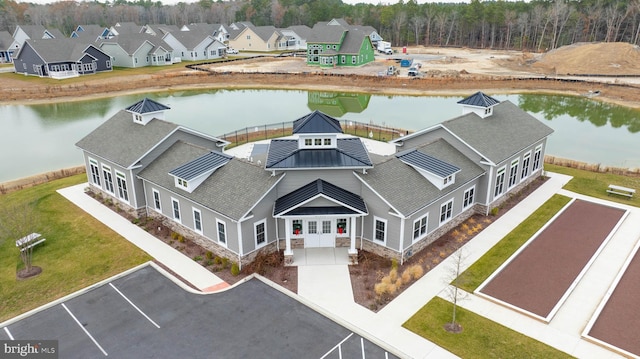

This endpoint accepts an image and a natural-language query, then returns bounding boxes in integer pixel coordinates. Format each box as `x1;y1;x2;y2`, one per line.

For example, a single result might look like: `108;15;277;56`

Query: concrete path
57;184;227;292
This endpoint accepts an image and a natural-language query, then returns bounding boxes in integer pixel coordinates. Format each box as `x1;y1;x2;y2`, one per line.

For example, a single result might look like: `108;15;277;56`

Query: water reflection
27;98;115;126
307;91;371;117
518;94;640;133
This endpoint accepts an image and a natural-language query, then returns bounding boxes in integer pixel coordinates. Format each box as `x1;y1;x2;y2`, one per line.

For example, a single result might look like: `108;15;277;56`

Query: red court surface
479;199;626;319
588;246;640;357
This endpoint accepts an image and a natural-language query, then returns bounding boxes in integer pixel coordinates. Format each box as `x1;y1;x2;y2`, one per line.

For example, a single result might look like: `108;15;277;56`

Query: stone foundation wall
89;187;145;218
486;173;541;213
360;238;402;262
277;236;352;250
239;242;279;268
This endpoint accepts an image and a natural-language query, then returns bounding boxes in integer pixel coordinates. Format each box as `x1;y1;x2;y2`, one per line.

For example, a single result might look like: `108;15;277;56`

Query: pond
1;90;639;183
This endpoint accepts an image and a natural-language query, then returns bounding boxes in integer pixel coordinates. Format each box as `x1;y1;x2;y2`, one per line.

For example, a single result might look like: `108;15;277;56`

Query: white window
308;221;317;234
463;186;475;209
521;152;531;179
254;219;266;247
246;35;251;40
508;159;519;188
373;217;387;244
440;199;454;224
336;218;347;235
116;171;129;202
292;219;303;235
532;144;543;171
322;220;331;234
412;214;428;241
341;55;345;63
171;198;181;222
177;178;188;190
304;138;312;146
152;189;161;211
89;158;100;186
314;138;322;145
351;56;356;64
106;60;111;67
193;208;202;234
217;219;226;245
494;167;506;198
324;138;332;146
102;165;114;194
134;114;142;123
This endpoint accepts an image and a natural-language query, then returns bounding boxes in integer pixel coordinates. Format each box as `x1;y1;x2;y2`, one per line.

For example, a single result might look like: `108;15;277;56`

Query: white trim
494;166;506;199
171;197;181;223
254;218;267;248
115;170;130;203
152;188;162;212
507;158;520;189
101;164;114;194
241;173;285;220
192;207;203;234
521;150;532;180
412;213;428;243
353;172;404;218
532;143;543;171
216;218;227;247
373;216;387;244
463;185;476;210
88;157;101;187
276;192;367;217
439;198;454;225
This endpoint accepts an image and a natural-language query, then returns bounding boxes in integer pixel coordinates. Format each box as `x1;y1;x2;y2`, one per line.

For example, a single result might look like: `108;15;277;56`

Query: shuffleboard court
479;199;626;319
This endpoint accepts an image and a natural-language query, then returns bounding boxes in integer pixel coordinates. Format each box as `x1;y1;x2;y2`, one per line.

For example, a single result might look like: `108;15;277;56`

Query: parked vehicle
386;65;399;76
377;41;393;55
227;48;239;54
407;67;419;76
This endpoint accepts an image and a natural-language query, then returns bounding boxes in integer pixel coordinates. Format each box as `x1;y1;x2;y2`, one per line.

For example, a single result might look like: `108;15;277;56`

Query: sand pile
532;42;640;75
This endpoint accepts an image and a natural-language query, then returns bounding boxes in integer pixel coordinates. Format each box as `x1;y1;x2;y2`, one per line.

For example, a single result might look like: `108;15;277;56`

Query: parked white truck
377;41;392;55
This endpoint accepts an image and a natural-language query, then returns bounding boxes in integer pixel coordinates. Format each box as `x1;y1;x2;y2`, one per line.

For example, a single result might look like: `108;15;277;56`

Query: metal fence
218;119;409;148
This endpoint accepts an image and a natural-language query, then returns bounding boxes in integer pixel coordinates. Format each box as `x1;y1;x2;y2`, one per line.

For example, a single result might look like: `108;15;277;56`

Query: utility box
400;58;413;67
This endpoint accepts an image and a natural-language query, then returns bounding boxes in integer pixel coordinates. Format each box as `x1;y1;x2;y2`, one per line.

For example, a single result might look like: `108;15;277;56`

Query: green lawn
403;297;573;358
458;194;572;292
546;164;640;207
0;174;151;322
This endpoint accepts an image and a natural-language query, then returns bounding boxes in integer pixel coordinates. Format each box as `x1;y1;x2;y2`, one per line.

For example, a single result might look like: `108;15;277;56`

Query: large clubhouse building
76;92;553;267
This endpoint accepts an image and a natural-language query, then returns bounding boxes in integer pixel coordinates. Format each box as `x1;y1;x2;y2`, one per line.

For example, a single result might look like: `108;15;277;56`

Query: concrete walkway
57;184;228;292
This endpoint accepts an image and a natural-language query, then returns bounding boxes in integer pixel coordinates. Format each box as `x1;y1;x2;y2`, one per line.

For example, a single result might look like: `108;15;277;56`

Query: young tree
443;248;467;333
0;202;42;279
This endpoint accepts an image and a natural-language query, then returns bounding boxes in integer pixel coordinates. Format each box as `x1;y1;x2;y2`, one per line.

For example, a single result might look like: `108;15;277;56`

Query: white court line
61;303;108;356
320;332;354;359
109;283;160;329
3;327;14;340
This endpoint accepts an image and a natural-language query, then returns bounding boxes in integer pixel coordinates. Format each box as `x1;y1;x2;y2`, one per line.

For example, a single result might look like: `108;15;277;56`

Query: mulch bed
349;176;548;312
479;199;626;318
588;246;640;357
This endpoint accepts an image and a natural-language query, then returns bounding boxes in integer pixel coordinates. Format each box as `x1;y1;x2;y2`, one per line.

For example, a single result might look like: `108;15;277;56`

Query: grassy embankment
0;174;151;322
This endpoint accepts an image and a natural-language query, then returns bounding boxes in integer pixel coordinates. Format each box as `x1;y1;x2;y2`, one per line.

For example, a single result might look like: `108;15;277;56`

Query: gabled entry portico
274;179;367;265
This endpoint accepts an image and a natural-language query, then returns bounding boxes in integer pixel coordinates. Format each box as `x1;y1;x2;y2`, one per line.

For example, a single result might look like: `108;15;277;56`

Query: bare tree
0;202;42;278
442;249;467;333
410;15;425;46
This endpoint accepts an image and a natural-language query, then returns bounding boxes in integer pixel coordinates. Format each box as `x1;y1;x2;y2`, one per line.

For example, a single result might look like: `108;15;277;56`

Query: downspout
360;216;365;250
399;217;406;265
237;221;243;271
485;165;494;216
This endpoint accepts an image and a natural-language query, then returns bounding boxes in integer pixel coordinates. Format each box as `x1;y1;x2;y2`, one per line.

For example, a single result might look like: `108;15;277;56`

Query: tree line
1;0;639;51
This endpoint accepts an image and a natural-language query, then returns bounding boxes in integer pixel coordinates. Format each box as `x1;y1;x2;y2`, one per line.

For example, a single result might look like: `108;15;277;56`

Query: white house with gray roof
162;29;226;61
76;92;552;267
99;34;174;67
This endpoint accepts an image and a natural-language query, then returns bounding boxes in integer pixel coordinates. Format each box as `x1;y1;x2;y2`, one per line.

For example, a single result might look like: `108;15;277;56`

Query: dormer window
299;134;338;149
134;114;143;123
324;138;332;146
176;178;188;190
397;150;460;190
314;138;322;146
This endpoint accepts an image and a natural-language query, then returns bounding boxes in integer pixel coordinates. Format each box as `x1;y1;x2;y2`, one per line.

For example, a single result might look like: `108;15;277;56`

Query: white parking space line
61;303;108;356
320;332;353;359
4;327;14;340
360;337;365;359
109;283;160;329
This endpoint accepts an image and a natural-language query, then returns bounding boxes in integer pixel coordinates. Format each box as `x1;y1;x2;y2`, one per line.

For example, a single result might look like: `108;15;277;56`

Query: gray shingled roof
75;110;178;168
169;151;232;180
167;28;214;49
266;138;372;169
286;25;311;40
0;31;13;48
23;39;100;63
292;110;343;134
339;27;370;54
125;98;171;114
16;25;46;38
252;26;279;42
457;91;500;108
101;34;171;55
397;149;460;178
274;179;367;216
355;139;484;216
138;141;283;221
442;100;554;164
308;24;346;44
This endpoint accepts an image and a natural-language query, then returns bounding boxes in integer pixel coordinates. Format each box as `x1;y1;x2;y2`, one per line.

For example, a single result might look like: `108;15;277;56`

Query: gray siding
101;43;130;67
239;188;278;255
13;43;42;76
85;45;112;72
360;185;402;252
84;152;141;209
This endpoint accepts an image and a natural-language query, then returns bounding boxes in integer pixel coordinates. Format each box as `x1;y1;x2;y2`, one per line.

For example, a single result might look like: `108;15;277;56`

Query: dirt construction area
2;44;640;109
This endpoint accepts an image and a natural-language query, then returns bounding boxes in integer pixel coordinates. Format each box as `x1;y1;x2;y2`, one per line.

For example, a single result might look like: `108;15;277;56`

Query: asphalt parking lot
2;265;398;358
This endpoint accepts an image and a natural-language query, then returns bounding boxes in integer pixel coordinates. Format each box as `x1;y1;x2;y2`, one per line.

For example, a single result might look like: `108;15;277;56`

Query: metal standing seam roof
457;91;500;108
265;138;372;169
274;179;367;216
169;151;232;180
125;98;171;114
292;110;343;134
396;149;460;178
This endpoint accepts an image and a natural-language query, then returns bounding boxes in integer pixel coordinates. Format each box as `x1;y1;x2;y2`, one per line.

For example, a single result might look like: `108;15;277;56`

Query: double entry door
304;219;335;248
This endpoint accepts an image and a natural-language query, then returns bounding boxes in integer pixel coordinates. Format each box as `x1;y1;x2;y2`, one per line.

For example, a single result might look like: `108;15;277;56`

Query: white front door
318;220;335;247
304;219;335;248
305;220;319;248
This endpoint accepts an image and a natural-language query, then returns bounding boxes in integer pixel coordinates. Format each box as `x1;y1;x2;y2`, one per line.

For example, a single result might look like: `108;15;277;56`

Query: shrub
406;264;424;280
230;262;240;276
490;207;500;216
178;235;185;243
391;258;398;270
221;257;229;268
131;218;140;225
374;282;390;296
193;256;203;262
401;270;412;284
205;260;214;266
214;256;223;265
205;251;213;260
171;231;179;240
388;268;398;283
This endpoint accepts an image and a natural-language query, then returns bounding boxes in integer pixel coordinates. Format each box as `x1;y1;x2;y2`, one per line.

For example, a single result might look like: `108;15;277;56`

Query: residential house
0;31;18;63
100;34;174;67
307;21;375;67
228;25;281;52
278;25;311;51
13;38;112;79
326;18;382;45
13;25;63;48
142;24;179;37
71;25;114;41
76;92;553;268
109;22;142;37
163;28;226;61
